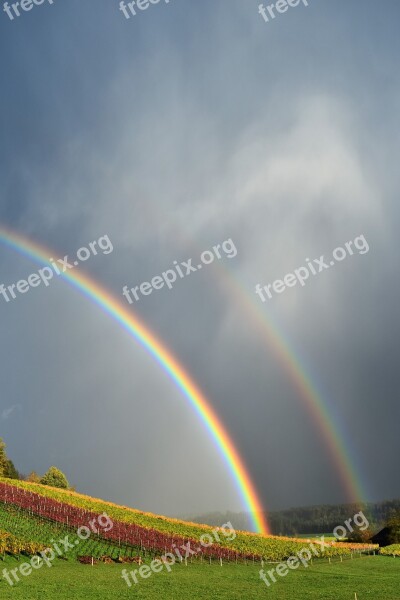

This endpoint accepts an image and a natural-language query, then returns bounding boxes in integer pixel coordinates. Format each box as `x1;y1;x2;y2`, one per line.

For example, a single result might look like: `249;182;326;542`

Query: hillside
0;479;378;562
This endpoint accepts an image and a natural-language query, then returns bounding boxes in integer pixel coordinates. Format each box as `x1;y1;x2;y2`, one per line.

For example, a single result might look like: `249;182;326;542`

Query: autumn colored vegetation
0;479;379;563
380;545;400;557
0;436;392;565
0;530;45;557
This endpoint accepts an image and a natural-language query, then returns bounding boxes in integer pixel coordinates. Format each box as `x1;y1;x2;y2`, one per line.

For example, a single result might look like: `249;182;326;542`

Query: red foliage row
0;483;253;561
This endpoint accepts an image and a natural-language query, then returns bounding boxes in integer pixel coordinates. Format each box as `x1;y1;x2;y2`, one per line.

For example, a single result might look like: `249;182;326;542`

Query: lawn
0;555;398;599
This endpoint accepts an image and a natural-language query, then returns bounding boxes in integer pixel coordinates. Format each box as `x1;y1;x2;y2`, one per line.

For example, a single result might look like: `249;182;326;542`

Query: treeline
0;437;70;490
190;500;400;536
267;501;400;535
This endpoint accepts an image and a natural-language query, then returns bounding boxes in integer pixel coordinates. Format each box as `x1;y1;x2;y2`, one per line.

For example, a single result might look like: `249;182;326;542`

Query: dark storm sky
0;0;399;521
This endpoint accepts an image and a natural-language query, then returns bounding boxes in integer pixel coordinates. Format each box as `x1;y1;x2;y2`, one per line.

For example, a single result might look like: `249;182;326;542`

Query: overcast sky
0;0;399;525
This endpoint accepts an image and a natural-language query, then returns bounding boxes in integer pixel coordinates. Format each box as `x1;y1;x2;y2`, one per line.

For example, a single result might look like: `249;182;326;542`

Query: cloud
1;404;22;421
0;0;399;518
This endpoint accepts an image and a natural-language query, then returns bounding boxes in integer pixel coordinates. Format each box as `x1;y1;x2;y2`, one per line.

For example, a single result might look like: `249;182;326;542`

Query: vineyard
0;479;379;564
0;504;136;561
0;530;45;558
380;545;400;557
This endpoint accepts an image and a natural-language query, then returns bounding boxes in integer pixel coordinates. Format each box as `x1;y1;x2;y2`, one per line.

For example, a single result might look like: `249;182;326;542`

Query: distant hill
186;499;400;536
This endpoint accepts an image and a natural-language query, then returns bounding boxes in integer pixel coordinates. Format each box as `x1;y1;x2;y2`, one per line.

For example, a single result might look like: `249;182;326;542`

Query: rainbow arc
0;226;269;535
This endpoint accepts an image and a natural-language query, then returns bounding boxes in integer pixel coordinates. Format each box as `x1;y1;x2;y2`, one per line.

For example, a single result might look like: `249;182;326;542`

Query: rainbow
0;226;269;535
215;267;367;503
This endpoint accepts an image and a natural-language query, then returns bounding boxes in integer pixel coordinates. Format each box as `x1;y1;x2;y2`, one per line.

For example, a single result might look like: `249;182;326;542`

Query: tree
371;515;400;546
4;459;19;479
26;471;41;484
0;438;19;479
387;515;400;544
40;466;69;489
0;438;7;476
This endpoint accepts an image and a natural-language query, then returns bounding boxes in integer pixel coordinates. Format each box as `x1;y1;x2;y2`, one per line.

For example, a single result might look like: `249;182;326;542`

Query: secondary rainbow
0;226;269;535
215;266;367;503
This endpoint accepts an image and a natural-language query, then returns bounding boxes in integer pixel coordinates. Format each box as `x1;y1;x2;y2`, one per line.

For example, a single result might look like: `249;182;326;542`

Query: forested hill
188;499;400;536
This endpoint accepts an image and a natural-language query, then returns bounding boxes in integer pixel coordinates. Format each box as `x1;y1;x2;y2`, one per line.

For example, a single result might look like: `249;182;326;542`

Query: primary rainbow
0;226;269;535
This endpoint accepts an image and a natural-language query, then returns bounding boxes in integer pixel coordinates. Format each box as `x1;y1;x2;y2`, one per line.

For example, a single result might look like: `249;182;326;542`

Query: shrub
346;528;373;543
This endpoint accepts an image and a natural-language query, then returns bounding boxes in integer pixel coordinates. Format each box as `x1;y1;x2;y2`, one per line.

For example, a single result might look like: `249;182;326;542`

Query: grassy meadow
0;555;398;599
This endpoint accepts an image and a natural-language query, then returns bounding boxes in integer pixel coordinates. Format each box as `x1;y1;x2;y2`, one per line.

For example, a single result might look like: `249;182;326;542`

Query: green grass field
0;556;398;599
